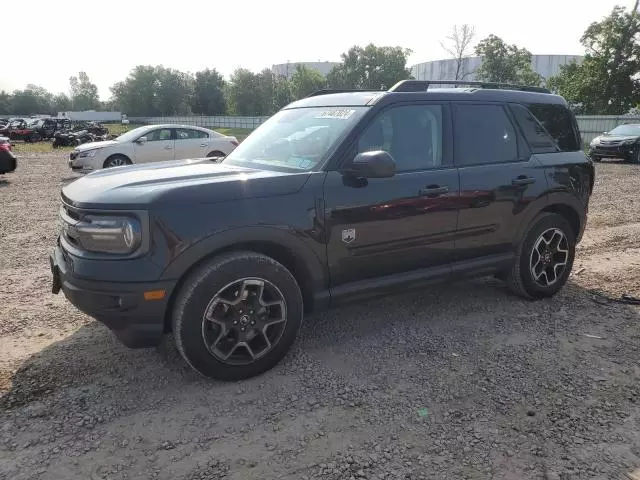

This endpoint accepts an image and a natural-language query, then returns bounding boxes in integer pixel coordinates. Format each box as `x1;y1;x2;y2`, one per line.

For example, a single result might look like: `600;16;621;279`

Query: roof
286;87;567;109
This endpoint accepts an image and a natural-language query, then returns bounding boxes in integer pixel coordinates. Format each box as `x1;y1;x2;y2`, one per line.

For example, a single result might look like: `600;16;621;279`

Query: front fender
159;225;328;294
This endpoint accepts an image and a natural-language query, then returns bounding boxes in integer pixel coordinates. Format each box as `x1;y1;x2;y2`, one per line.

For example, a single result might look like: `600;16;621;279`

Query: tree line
1;2;638;117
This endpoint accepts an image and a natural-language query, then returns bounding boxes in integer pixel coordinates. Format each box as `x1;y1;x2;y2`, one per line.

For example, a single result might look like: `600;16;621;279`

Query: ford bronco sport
50;80;594;381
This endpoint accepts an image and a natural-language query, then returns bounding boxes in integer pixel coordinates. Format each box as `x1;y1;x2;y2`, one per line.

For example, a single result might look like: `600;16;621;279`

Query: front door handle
200;143;208;147
164;145;173;150
512;176;535;186
419;185;449;196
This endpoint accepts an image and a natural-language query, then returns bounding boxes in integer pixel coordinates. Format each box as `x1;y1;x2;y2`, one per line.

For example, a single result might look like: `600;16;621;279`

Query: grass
11;124;255;155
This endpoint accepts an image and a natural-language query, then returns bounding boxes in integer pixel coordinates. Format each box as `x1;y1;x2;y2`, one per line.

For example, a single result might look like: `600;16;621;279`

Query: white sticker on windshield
315;109;356;120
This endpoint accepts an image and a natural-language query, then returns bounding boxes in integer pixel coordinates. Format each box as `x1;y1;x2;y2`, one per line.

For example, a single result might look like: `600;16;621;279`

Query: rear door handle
419;185;449;196
164;145;173;150
200;143;208;147
512;176;535;186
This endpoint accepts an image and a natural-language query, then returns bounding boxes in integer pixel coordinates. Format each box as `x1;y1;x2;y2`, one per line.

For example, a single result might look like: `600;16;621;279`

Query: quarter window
454;104;518;165
526;103;580;152
510;104;559;154
358;105;443;172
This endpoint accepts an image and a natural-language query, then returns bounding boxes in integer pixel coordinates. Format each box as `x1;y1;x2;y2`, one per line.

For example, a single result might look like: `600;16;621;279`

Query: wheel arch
161;227;327;332
513;193;585;249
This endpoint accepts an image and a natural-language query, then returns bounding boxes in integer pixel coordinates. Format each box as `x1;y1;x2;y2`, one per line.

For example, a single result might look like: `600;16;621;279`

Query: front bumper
50;244;175;348
588;144;636;159
0;150;17;174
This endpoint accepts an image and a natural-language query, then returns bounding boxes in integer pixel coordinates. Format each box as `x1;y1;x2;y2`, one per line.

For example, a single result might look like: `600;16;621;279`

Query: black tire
103;155;131;168
172;251;303;381
206;150;225;158
506;213;575;299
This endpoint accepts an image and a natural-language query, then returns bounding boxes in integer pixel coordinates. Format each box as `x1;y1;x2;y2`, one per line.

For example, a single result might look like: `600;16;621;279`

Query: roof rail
306;89;371;97
388;79;551;94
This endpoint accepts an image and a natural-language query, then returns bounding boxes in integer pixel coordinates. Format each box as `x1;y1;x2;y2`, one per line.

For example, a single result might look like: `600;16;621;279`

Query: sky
1;0;628;100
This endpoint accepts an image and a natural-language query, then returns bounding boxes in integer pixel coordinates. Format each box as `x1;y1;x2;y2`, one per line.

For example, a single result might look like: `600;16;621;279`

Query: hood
75;140;119;151
593;134;639;144
62;158;311;209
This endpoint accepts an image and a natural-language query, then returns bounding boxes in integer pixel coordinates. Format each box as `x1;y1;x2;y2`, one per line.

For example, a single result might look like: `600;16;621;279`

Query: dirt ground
0;152;639;480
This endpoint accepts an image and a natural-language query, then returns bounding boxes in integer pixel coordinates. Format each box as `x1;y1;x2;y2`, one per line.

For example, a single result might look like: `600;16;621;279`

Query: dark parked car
0;136;17;174
51;80;594;381
588;123;640;163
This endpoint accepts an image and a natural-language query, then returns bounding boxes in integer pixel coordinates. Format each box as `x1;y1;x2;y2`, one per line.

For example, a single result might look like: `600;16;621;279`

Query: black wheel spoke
201;277;287;366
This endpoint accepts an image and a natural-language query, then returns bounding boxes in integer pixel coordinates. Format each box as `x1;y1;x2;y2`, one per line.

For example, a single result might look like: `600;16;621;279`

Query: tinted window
358;105;443;171
510;104;559;154
526;103;579;151
454;104;518;165
608;124;640;136
146;128;172;142
176;128;209;140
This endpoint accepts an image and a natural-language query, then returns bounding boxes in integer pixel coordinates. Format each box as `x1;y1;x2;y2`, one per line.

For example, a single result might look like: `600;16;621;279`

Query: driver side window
358;105;443;172
145;129;172;142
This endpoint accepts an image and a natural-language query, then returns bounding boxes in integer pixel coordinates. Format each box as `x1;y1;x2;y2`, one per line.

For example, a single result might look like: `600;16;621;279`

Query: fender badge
342;228;356;244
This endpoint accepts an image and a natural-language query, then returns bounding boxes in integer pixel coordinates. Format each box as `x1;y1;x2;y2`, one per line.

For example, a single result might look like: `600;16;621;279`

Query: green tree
69;72;100;111
10;85;53;114
474;35;542;86
273;75;292;111
192;68;226;115
547;1;640;114
0;91;11;114
110;65;194;116
290;65;326;100
326;44;412;90
227;68;260;115
52;92;72;113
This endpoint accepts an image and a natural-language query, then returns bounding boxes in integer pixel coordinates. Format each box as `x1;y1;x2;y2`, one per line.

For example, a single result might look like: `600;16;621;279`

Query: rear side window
526;103;579;152
454;104;518;166
510;104;559;154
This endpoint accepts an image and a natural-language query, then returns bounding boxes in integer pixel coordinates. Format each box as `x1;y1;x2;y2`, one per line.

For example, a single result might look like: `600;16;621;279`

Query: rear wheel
103;155;131;168
506;213;575;299
207;150;225;159
172;251;303;381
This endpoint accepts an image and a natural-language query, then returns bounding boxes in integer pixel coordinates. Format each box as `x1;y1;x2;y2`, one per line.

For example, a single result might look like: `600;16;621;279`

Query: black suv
588;123;640;163
50;80;594;381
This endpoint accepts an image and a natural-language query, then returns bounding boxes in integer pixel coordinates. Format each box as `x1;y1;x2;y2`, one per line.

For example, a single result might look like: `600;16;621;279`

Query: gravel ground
1;152;639;480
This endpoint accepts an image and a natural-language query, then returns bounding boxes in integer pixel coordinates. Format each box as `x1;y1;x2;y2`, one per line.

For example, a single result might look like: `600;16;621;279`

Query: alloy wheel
201;278;287;365
529;228;569;287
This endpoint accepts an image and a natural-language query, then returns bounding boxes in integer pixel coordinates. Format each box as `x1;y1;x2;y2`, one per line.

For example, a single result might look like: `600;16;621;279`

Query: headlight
589;139;598;147
67;214;142;254
623;139;637;145
78;148;101;158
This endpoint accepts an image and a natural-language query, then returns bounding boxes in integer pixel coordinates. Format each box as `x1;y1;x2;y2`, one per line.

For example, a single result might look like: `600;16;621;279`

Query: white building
410;54;584;84
271;61;340;79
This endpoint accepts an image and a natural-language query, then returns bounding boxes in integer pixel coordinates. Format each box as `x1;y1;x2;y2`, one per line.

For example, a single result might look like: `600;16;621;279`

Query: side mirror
136;136;147;144
343;150;396;179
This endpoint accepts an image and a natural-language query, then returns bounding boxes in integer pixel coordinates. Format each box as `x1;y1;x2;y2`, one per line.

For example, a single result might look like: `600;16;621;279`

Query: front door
174;127;211;160
452;102;549;260
323;102;460;287
134;127;175;163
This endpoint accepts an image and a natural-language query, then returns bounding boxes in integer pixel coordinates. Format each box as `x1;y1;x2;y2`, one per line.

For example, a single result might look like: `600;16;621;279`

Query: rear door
174;127;211;160
133;127;175;163
453;102;548;260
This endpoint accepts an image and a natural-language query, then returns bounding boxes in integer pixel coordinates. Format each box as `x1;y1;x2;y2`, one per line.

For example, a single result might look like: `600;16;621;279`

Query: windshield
608;124;640;136
115;126;148;142
223;106;368;172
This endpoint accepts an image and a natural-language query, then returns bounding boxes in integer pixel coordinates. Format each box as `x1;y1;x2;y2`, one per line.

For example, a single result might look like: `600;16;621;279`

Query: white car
68;124;238;172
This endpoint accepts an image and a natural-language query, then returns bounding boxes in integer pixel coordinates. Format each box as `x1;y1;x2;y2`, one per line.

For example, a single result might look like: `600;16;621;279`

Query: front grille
69;151;79;160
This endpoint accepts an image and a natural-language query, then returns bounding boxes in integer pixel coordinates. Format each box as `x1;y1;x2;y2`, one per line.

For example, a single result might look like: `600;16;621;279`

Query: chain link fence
127;116;268;130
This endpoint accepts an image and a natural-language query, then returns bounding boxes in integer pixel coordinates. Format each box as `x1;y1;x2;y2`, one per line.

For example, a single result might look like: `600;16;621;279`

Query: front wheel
172;251;303;381
506;213;575;299
103;155;131;168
